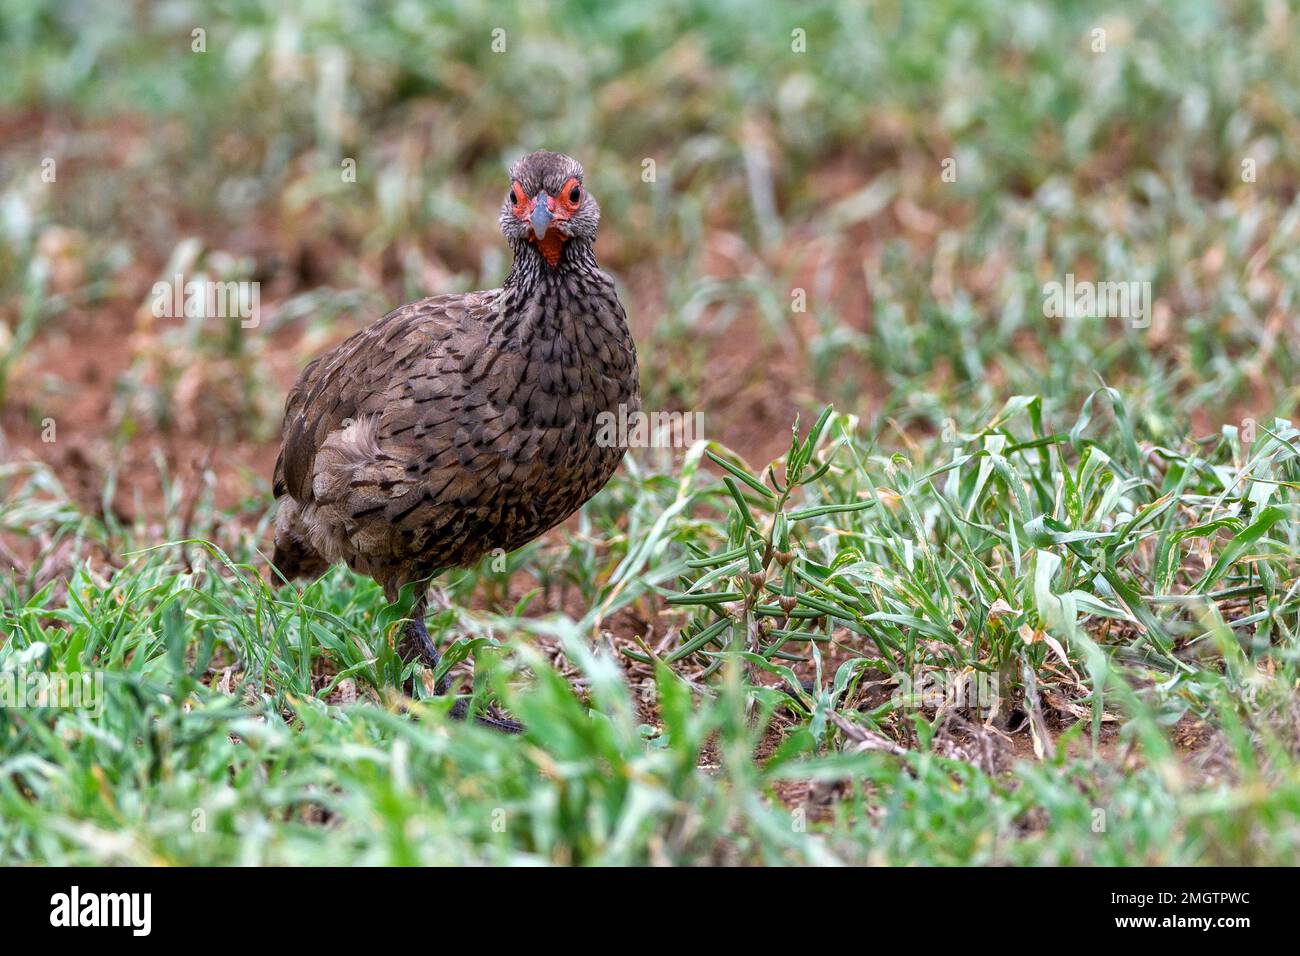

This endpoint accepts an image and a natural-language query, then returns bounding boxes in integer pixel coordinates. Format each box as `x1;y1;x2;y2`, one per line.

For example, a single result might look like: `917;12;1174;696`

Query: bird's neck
504;239;598;297
497;239;616;348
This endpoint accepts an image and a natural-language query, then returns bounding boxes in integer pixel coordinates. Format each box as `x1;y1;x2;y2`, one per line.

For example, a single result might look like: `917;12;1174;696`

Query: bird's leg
400;612;450;695
396;587;523;734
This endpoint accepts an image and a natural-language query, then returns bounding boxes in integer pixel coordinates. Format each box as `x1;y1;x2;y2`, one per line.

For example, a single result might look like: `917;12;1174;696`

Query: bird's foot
400;614;523;734
450;697;525;734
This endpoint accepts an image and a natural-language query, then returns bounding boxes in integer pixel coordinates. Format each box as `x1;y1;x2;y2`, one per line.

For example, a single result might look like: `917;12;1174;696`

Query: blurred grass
2;0;1299;434
1;0;1299;865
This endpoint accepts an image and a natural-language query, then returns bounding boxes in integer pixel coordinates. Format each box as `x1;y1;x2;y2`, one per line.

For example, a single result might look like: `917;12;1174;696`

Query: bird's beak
529;192;555;240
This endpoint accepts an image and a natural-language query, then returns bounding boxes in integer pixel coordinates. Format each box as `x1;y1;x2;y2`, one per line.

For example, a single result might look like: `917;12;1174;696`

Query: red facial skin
513;177;582;266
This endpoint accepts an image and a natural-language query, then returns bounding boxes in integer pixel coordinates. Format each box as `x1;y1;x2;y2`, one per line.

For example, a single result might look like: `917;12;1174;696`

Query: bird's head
500;150;598;268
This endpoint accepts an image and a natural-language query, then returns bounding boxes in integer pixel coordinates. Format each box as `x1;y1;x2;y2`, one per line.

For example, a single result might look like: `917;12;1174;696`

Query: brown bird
271;150;640;729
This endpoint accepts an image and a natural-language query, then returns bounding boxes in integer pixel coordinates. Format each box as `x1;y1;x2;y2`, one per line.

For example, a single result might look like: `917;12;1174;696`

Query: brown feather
271;255;639;597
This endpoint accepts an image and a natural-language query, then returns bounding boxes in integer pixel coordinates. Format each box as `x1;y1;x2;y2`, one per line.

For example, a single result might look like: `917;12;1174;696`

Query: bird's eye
509;188;521;205
568;185;582;204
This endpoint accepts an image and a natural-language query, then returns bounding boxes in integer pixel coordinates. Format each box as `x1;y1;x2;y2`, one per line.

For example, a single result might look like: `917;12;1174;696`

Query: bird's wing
274;290;504;506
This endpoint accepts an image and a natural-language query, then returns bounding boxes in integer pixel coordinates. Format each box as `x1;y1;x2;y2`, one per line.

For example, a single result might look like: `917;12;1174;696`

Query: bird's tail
269;539;329;583
269;497;330;584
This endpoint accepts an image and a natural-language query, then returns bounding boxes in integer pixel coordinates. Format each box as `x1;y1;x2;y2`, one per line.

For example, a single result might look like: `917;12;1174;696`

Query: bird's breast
470;287;637;547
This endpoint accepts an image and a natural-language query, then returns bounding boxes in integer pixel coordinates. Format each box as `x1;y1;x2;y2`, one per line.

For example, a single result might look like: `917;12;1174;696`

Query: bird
270;150;640;730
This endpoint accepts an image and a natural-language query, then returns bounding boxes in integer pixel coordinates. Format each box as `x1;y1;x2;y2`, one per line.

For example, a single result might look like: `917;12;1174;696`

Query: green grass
2;391;1298;864
2;0;1300;865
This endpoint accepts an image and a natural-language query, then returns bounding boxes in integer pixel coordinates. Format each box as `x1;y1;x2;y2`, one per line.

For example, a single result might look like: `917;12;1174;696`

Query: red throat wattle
535;231;565;266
